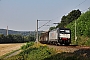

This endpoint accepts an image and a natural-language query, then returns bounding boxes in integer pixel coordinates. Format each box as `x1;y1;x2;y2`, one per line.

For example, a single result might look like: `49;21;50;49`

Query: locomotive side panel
49;29;58;41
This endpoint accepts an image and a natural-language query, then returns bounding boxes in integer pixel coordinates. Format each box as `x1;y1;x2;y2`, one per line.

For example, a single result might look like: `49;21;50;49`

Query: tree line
49;9;81;31
0;34;36;43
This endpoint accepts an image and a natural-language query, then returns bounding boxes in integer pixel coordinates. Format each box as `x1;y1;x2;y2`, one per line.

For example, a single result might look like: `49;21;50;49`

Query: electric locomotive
40;28;71;45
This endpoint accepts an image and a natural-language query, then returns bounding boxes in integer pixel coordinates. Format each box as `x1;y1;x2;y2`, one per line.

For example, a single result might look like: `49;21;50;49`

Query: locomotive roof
49;28;70;31
59;28;70;30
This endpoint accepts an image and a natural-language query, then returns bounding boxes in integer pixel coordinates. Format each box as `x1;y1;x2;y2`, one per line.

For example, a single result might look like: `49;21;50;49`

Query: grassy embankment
0;49;20;59
66;11;90;46
3;42;90;60
4;42;55;60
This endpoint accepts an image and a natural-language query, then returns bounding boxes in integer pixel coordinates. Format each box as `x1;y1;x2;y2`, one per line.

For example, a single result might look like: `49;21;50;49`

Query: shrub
21;42;34;50
66;11;90;45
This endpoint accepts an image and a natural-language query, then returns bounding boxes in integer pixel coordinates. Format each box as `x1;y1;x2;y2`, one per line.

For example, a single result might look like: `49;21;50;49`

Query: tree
5;35;13;43
49;26;56;31
67;9;81;23
56;23;65;28
88;7;90;11
0;34;5;43
57;9;81;28
14;34;23;43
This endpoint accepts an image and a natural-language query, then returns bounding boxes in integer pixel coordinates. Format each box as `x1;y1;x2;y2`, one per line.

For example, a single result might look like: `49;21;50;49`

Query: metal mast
6;26;8;35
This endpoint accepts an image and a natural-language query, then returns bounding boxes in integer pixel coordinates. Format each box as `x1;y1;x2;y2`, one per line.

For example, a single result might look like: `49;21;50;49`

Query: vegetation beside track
2;42;89;60
66;11;90;46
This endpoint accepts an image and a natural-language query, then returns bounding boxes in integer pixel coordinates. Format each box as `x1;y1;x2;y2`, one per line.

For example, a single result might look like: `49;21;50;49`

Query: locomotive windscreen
59;29;71;38
60;30;70;34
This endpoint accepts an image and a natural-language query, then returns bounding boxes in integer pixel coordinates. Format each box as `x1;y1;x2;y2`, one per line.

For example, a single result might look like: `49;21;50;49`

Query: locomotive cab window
60;30;65;34
65;30;70;33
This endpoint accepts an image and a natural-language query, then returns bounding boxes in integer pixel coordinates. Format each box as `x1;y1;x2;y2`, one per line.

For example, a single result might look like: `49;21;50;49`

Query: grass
0;49;20;60
21;42;34;50
2;42;90;60
5;42;54;60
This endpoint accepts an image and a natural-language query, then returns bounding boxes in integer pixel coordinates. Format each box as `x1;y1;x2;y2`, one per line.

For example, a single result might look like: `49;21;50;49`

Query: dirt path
5;50;22;59
0;43;25;56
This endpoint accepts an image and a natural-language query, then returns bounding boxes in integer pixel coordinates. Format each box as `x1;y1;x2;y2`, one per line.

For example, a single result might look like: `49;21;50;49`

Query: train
39;28;71;45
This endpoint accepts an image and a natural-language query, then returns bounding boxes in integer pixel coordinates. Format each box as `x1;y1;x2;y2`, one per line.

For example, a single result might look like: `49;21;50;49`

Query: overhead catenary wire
74;0;87;8
38;0;88;30
46;0;88;29
38;20;51;29
36;0;88;43
50;0;88;22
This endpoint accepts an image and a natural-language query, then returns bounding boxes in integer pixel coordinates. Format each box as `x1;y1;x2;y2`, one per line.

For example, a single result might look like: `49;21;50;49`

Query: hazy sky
0;0;90;31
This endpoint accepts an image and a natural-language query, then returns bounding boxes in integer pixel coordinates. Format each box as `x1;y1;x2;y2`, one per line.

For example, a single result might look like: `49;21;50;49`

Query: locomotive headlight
68;39;70;42
60;38;61;39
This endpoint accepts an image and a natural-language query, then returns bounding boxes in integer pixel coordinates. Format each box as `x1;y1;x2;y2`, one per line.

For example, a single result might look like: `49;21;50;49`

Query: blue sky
0;0;90;31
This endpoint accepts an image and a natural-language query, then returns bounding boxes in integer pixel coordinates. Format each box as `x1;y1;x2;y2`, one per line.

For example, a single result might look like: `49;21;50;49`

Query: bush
26;46;53;60
21;42;34;50
6;43;54;60
66;11;90;45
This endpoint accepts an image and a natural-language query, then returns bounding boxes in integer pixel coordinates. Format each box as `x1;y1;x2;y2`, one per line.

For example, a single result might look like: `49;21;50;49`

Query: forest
0;34;35;43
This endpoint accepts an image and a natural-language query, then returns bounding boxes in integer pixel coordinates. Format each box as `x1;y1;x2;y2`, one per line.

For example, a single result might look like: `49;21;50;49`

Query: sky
0;0;90;31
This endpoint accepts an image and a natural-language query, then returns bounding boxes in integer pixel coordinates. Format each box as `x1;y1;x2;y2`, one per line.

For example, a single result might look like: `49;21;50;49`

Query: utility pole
36;20;51;43
36;20;38;43
75;20;77;45
34;30;36;40
6;26;8;35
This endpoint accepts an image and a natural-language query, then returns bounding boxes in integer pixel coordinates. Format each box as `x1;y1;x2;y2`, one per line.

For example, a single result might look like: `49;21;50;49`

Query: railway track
47;45;79;53
47;44;90;53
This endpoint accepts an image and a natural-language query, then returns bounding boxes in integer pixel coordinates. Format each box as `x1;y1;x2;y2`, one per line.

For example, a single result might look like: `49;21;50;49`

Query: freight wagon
39;31;49;44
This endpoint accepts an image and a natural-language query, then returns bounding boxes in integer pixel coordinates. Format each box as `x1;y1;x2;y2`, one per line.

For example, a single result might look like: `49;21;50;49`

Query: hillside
0;29;42;36
66;11;90;45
